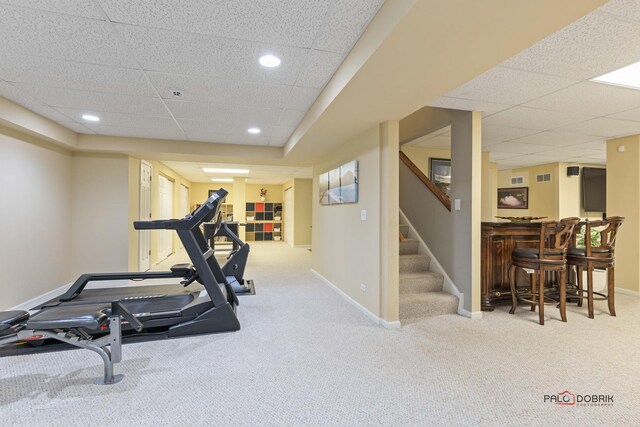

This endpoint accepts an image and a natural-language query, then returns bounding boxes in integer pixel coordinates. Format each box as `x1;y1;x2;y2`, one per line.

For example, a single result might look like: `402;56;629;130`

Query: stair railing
399;151;451;211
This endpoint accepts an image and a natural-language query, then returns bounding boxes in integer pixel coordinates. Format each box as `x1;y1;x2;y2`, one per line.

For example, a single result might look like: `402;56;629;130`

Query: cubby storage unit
245;202;283;241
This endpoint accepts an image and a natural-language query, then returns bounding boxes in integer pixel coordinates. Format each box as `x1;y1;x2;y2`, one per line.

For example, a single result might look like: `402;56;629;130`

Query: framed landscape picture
497;187;528;209
318;160;359;205
319;172;330;205
429;158;451;196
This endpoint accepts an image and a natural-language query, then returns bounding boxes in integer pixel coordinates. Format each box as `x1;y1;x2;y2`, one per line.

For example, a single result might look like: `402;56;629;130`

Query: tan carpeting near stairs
400;223;459;322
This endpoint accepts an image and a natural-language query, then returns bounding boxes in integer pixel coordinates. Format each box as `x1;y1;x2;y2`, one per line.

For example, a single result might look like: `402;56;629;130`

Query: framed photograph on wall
339;160;358;204
429;158;451;196
497;187;528;209
319;172;330;205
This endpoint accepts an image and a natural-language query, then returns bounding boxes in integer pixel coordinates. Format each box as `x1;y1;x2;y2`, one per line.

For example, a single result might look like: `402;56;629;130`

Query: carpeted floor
1;242;639;426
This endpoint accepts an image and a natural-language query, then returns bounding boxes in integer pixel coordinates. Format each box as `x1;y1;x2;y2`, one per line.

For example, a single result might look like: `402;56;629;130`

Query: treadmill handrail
133;189;228;230
59;271;190;303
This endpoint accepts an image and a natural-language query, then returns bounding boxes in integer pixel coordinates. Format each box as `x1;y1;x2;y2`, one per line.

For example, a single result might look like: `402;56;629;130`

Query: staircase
399;222;459;322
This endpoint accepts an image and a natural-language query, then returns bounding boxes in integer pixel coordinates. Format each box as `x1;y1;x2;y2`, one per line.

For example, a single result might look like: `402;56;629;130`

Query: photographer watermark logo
544;390;614;407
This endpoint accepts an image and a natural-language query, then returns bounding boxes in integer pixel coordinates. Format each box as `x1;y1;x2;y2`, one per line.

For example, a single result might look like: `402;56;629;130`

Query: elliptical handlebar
133;188;228;231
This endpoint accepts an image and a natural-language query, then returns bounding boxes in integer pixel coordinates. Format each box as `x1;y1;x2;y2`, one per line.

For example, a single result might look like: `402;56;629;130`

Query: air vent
536;173;552;182
510;176;524;185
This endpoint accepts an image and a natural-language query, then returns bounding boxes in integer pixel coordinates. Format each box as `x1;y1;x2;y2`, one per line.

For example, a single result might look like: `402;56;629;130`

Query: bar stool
509;218;580;325
566;217;624;319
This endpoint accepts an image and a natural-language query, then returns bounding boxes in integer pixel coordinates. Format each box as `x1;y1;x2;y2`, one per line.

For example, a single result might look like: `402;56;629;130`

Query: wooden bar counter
481;221;546;311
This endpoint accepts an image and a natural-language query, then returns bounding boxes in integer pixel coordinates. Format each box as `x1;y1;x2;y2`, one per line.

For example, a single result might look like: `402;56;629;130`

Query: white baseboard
459;308;483;319
310;269;402;329
399;210;469;317
10;282;71;311
616;287;640;297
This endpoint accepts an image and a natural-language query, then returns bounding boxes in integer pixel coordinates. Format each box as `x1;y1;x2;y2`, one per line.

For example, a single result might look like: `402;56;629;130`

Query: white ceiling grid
429;0;640;170
0;0;384;146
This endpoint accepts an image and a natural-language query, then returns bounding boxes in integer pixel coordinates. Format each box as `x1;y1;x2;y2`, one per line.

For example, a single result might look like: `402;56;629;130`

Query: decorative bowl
495;216;547;223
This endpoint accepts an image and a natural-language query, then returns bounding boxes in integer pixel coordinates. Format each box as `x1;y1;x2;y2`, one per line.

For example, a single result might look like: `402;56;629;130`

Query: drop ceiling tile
100;0;330;48
165;101;281;125
58;121;95;134
271;126;295;140
501;11;640;79
546;146;604;159
483;106;594;131
525;81;640;117
579;140;607;151
178;119;273;139
0;56;156;97
511;131;600;147
116;24;308;84
0;81;40;106
0;5;136;68
482;125;541;142
223;134;272;146
296;50;345;89
314;0;384;52
481;139;503;148
488;142;551;155
86;125;185;141
607;106;640;121
0;0;105;19
55;108;177;130
446;66;577;105
269;135;289;147
286;86;321;110
9;84;170;116
277;109;306;128
428;97;512;116
21;104;73;122
598;0;640;23
558;117;640;138
148;73;291;108
488;152;526;161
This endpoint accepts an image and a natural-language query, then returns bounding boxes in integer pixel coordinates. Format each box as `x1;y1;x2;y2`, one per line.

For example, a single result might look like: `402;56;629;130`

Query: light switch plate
454;199;461;210
361;210;367;221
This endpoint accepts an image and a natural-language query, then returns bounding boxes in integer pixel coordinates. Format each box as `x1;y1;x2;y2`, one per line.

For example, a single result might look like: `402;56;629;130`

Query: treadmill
0;190;246;382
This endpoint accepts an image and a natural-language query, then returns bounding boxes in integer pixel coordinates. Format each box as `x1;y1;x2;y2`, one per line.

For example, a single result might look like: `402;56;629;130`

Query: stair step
399;224;409;238
399;238;419;255
400;292;459;320
399;253;430;273
400;271;444;293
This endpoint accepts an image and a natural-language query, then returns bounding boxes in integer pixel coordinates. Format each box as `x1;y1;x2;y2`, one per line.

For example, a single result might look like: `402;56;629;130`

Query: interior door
157;175;174;261
284;187;294;246
179;184;189;249
139;161;152;271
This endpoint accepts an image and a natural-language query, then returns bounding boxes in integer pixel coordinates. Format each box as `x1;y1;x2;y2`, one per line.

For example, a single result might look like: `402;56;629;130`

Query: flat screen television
582;167;606;212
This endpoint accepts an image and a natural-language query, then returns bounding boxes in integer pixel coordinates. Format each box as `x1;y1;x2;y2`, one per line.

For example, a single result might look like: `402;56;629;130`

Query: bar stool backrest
542;217;580;257
587;216;624;256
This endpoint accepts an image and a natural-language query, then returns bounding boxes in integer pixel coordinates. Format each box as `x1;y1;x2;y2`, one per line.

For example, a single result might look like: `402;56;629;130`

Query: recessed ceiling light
211;178;234;183
82;114;100;122
203;168;250;174
259;54;281;68
247;127;261;134
592;61;640;90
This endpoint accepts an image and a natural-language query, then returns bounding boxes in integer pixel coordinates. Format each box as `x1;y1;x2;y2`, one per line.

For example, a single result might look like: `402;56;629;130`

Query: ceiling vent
168;88;184;98
510;176;524;185
536;173;552;183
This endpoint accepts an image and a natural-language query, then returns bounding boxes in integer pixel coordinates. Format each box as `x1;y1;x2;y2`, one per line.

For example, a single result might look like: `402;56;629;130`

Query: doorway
139;161;152;271
157;174;174;261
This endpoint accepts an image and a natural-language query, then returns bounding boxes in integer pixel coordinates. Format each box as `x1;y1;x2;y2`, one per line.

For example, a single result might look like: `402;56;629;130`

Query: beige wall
190;182;234;210
607;136;639;294
246;184;283;203
71;153;130;277
400;145;451;178
481;152;498;221
312;125;384;318
0;128;73;310
498;162;604;221
293;179;313;247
